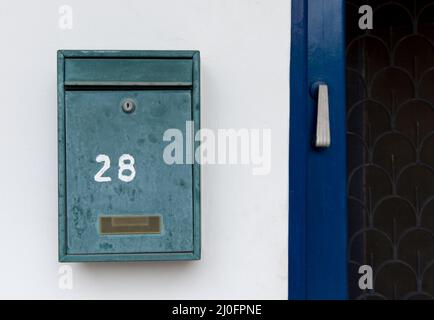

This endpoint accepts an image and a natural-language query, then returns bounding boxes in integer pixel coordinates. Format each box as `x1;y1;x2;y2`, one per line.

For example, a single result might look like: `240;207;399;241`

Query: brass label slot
100;215;161;235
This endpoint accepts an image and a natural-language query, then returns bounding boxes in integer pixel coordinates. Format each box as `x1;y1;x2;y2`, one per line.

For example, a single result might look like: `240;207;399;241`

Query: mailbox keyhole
122;99;136;113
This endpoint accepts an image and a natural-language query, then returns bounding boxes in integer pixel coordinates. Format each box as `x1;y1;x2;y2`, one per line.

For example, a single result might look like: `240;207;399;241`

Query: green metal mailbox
58;50;200;262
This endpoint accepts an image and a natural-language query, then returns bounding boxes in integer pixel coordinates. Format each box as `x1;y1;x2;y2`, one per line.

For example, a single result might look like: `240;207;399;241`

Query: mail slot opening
100;216;161;235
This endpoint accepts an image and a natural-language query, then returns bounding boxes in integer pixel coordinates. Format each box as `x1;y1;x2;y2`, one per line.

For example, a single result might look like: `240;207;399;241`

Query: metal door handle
315;84;331;148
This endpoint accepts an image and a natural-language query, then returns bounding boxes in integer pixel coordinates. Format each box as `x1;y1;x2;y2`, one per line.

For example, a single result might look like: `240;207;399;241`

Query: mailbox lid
58;50;200;261
64;58;193;85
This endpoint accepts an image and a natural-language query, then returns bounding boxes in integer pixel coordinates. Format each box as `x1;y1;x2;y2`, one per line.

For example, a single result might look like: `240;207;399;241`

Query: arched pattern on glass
347;0;434;299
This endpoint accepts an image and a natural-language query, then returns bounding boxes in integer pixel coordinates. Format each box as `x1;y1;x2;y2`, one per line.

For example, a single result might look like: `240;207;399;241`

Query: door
289;0;347;299
290;0;434;299
65;90;193;255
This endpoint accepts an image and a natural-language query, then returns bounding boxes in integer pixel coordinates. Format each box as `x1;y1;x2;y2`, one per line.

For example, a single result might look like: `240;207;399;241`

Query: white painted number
94;154;136;183
94;154;112;182
118;154;136;182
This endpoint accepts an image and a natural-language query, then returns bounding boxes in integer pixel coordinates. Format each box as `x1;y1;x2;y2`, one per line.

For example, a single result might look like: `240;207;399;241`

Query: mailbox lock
122;99;136;113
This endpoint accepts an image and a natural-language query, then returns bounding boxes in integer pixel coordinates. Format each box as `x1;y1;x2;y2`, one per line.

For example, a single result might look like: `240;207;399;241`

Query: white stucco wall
0;0;290;299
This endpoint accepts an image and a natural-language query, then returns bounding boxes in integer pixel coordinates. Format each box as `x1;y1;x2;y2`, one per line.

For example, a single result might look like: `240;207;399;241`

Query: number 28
94;154;136;183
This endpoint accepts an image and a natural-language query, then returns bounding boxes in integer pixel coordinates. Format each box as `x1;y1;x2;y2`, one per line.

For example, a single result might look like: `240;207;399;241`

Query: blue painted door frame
289;0;347;299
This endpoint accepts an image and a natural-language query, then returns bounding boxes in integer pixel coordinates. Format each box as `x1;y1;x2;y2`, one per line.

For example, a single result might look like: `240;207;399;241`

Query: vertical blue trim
289;0;308;300
289;0;347;299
